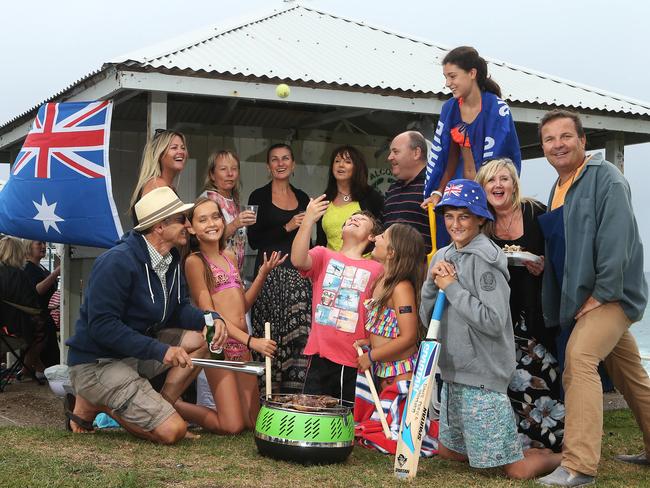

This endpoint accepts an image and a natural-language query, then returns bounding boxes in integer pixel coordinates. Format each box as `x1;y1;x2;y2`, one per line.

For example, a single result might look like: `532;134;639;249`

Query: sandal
64;393;95;432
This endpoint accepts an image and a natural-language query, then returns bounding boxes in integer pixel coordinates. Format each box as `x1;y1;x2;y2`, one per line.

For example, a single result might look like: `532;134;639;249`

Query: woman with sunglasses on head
423;46;521;210
200;150;255;274
476;158;564;452
247;143;312;394
316;145;384;251
129;130;188;225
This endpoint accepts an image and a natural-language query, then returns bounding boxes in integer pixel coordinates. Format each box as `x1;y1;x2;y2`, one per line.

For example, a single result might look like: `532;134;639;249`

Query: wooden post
60;245;70;364
605;131;625;173
147;92;168;137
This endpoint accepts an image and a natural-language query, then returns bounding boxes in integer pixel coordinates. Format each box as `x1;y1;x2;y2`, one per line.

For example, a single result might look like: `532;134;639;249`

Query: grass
1;410;648;488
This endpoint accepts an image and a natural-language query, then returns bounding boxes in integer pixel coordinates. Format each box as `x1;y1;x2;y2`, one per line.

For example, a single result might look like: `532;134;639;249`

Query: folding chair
0;300;46;392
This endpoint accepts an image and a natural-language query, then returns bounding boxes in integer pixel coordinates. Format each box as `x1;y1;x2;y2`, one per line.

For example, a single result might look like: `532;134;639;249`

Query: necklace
497;208;519;236
339;191;351;202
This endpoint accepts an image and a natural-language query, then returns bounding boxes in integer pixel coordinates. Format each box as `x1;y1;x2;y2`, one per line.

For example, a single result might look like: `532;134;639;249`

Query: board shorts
439;381;524;468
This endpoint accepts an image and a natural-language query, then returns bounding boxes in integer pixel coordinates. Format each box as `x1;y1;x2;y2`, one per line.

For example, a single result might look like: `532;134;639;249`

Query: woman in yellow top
316;145;384;250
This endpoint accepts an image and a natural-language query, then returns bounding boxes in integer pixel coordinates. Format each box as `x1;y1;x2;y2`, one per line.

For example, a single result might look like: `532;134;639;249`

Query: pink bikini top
202;252;243;293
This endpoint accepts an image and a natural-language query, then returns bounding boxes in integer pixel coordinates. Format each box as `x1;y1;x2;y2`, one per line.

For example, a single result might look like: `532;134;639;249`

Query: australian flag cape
425;91;522;199
425;92;521;248
0;100;123;248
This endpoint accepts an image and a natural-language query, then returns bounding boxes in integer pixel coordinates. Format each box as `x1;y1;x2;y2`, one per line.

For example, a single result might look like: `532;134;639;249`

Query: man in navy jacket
66;187;227;444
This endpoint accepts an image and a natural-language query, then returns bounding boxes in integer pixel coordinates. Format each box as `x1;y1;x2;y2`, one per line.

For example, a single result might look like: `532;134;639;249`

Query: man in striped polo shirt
382;131;431;254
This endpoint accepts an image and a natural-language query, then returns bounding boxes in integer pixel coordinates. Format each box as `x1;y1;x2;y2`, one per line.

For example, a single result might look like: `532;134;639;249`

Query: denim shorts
439;381;524;468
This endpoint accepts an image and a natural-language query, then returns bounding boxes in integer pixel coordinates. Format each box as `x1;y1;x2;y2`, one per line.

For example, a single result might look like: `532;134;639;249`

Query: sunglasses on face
165;214;188;225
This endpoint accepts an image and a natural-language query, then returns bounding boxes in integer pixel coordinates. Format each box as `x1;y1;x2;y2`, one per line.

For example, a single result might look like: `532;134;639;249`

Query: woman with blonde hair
0;236;45;377
200;150;256;273
129;130;188;224
476;158;564;452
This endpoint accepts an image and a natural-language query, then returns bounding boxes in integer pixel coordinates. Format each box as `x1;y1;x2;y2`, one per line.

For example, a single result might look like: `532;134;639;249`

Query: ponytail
442;46;501;98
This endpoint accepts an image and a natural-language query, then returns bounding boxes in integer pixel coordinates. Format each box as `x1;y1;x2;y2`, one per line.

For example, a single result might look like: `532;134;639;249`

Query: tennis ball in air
276;83;290;99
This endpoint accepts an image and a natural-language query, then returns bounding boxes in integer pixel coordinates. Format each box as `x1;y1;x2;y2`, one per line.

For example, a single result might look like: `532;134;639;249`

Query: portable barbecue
254;394;355;464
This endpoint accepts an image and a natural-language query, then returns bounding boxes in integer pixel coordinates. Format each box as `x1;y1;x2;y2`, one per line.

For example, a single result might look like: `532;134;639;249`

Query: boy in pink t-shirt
292;194;383;404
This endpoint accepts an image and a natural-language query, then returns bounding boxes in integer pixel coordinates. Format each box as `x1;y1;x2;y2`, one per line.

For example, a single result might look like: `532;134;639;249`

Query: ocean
631;272;650;374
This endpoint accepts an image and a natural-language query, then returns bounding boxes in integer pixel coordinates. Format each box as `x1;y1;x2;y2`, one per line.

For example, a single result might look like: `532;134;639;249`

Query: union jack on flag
443;183;463;198
0;100;123;248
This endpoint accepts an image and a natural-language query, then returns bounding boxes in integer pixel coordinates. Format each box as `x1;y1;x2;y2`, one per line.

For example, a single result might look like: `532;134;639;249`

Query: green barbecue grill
254;394;355;464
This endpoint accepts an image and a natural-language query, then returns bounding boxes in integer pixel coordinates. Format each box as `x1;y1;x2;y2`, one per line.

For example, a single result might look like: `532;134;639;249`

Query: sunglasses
165;214;188;225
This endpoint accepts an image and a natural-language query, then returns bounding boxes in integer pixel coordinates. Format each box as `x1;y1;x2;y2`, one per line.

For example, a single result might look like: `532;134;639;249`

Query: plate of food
502;245;542;267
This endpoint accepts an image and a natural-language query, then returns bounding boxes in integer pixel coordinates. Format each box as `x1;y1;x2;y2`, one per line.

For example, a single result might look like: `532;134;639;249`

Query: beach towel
354;372;438;456
425;91;521;199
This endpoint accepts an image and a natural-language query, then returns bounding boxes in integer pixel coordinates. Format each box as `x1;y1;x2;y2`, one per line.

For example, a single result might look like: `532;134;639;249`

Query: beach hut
1;4;649;361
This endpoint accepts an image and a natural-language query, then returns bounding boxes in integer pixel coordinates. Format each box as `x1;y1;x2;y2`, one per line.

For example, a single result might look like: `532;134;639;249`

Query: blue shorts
439;382;524;468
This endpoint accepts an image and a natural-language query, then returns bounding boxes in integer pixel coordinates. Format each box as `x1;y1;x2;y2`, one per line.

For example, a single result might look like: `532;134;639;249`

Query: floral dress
493;201;565;451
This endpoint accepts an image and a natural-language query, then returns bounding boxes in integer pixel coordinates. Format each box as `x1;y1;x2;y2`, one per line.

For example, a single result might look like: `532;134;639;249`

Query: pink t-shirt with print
301;246;383;367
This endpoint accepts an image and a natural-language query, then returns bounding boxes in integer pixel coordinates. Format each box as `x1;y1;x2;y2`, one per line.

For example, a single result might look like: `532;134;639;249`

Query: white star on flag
33;194;64;233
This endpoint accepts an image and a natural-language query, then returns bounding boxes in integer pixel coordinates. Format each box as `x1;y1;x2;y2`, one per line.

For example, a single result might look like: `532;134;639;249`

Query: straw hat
133;187;194;231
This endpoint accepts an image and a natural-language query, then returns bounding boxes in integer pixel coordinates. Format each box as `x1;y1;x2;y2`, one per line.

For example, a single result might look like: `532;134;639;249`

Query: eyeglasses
165;214;188;225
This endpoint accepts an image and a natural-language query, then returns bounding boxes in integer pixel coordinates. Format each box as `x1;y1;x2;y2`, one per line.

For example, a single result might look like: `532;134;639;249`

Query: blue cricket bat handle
425;290;446;340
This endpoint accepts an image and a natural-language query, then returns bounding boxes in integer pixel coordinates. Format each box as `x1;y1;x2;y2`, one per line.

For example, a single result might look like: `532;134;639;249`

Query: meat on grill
272;394;339;410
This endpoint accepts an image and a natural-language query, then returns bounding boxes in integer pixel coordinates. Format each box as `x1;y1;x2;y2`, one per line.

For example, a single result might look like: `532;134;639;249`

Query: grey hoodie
420;233;515;393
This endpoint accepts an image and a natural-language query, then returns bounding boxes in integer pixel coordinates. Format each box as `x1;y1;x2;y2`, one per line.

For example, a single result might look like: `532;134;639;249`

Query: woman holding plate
476;158;564;452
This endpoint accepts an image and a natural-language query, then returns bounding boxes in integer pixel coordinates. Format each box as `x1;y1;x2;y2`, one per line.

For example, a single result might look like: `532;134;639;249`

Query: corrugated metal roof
3;3;649;133
113;4;650;117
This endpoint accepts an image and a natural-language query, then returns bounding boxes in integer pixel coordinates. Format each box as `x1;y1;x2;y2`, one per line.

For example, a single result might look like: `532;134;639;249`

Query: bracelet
368;349;374;363
431;190;443;198
246;335;253;350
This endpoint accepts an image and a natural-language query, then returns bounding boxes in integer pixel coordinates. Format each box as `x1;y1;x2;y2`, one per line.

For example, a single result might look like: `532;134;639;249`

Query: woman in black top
315;145;384;249
476;158;564;452
247;144;312;393
0;236;45;375
23;240;60;368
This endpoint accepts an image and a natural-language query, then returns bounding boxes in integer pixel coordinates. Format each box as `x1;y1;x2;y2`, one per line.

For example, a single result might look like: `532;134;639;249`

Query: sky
1;0;649;267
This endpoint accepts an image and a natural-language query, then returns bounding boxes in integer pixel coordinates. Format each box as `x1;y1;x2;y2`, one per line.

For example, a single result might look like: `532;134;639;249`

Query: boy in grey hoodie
420;179;560;480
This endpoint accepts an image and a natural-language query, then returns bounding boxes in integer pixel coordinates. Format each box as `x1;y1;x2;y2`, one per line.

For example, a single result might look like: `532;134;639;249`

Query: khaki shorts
69;328;185;432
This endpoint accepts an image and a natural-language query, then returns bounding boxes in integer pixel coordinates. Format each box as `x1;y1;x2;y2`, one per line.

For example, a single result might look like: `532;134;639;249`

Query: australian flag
0;100;123;248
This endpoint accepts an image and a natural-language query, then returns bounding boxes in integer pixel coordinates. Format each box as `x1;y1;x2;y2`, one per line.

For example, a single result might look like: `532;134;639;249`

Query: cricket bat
394;290;446;479
426;203;437;266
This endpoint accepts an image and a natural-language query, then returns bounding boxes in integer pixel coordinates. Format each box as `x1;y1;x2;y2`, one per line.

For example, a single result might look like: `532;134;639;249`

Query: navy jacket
67;231;205;366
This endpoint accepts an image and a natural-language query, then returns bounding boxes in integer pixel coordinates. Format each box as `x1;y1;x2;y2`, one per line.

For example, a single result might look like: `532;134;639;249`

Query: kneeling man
65;187;226;444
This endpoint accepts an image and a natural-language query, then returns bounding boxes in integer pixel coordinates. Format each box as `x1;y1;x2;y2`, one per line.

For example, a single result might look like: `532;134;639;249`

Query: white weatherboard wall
61;127;389;361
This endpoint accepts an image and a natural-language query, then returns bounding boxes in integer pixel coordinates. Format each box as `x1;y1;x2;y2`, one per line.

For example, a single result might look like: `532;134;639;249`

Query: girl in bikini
179;197;284;434
355;223;425;390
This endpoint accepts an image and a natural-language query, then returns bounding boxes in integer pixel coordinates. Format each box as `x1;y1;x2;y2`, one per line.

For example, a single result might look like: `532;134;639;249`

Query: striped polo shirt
382;167;432;254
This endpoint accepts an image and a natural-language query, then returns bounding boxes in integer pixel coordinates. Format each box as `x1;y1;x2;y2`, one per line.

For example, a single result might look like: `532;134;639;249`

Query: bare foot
523;448;554;457
184;430;201;440
67;394;99;433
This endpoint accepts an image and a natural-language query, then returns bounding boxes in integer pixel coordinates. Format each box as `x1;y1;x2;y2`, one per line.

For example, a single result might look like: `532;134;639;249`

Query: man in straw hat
65;187;227;444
